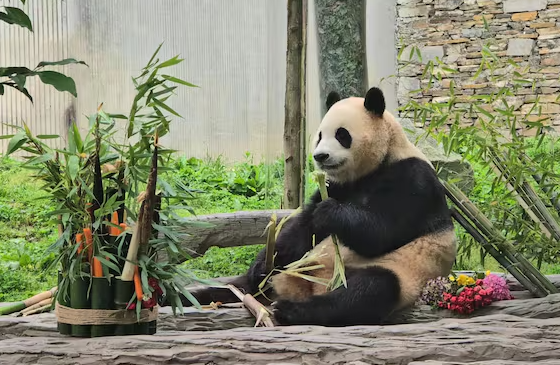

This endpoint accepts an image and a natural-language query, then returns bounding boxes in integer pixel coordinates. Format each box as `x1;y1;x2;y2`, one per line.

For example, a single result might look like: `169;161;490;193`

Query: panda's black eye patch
335;128;352;148
317;131;322;146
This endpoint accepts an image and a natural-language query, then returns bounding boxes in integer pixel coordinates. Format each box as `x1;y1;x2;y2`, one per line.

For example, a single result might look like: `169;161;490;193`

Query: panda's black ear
326;91;341;111
364;87;385;117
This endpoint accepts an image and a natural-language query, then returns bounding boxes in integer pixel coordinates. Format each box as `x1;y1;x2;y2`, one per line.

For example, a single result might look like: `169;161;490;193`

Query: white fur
312;97;431;184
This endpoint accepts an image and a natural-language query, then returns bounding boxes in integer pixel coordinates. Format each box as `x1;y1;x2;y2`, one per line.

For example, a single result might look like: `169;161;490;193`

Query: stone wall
395;0;560;133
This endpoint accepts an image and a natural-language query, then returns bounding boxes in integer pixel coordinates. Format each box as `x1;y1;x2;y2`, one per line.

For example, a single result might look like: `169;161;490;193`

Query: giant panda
176;86;457;327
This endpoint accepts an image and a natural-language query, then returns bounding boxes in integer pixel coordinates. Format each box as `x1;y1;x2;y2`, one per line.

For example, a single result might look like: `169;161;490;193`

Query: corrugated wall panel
0;0;70;155
1;1;397;164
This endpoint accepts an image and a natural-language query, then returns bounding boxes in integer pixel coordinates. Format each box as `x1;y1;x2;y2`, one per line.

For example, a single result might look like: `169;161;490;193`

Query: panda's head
312;87;394;184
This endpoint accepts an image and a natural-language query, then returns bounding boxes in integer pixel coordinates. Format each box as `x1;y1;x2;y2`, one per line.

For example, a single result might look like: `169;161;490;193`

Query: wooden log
176;209;293;260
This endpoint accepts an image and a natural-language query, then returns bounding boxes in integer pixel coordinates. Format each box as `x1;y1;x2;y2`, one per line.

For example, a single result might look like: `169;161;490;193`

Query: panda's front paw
312;197;341;232
273;299;313;325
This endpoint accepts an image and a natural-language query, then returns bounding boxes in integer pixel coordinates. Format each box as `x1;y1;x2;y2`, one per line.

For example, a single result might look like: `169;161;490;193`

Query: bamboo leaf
6;131;27;155
156;56;184;69
161;75;198;87
36;58;88;68
36;134;59;139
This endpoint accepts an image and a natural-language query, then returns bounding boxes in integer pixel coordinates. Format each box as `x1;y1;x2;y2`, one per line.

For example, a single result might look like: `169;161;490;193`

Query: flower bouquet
417;271;514;315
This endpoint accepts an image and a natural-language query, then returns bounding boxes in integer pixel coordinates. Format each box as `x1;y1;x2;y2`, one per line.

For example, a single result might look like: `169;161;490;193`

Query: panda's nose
313;153;329;163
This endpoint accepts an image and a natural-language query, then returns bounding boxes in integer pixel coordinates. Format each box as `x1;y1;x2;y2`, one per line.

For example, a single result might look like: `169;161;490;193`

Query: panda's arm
245;190;328;291
313;161;452;258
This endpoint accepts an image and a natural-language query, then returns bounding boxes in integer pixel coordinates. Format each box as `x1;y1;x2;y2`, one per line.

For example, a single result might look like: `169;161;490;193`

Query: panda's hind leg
273;266;400;326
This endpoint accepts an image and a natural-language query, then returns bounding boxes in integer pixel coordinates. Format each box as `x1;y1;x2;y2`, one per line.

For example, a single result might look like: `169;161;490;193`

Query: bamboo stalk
313;172;347;291
531;171;560;216
518;152;560;217
444;180;558;295
227;285;274;327
22;303;52;316
19;297;53;316
488;155;553;240
121;133;158;282
451;208;547;297
264;214;277;274
490;150;560;242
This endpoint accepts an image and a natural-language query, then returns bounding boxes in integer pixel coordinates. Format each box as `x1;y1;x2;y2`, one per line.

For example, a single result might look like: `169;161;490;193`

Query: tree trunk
283;0;304;209
315;0;368;114
299;0;308;206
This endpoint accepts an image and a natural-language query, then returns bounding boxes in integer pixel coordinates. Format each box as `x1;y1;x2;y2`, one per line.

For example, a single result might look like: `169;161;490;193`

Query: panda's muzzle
313;152;346;170
313;153;330;163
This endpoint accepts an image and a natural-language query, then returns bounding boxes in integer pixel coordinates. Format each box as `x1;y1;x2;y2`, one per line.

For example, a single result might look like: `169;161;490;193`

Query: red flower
126;302;136;310
148;278;163;296
476;279;483;286
142;297;157;308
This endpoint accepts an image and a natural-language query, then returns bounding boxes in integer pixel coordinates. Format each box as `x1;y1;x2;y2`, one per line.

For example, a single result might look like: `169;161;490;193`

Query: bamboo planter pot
56;272;158;338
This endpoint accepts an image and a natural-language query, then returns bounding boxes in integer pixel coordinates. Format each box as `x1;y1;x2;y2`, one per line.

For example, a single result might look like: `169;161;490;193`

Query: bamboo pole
121;134;158;282
444;180;558;295
490;150;560;242
450;208;546;297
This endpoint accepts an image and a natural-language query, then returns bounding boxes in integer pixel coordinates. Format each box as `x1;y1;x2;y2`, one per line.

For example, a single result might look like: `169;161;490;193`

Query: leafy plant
0;0;86;101
397;37;560;269
3;44;213;313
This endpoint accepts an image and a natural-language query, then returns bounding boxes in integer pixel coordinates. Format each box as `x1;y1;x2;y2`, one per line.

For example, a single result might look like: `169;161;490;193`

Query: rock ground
1;275;559;364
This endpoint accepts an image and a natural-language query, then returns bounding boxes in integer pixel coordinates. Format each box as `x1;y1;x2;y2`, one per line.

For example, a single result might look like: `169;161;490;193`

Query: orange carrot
76;233;84;254
92;257;103;277
133;266;143;301
110;211;119;236
83;228;93;263
119;223;127;234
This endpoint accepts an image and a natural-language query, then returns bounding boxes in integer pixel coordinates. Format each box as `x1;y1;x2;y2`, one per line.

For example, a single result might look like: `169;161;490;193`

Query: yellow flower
449;275;455;282
466;277;475;285
486;270;491;276
456;274;469;286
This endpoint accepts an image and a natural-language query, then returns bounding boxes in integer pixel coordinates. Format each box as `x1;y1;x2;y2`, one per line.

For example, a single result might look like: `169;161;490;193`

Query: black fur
310;157;453;258
364;87;385;116
335;127;352;148
326;91;341;110
172;157;453;316
273;266;401;326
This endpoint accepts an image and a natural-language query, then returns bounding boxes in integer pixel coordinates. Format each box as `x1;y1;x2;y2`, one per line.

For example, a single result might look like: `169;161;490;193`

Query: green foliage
0;158;58;301
183;245;264;279
1;45;211;314
0;2;86;101
398;39;560;269
172;153;284;212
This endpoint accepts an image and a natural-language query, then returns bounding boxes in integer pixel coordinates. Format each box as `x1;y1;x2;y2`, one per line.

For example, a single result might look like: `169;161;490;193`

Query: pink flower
482;274;513;301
